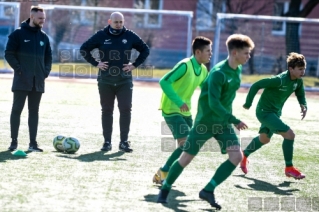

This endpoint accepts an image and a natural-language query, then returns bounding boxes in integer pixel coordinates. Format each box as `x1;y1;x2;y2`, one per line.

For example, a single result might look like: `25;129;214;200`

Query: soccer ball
53;135;66;152
62;137;80;153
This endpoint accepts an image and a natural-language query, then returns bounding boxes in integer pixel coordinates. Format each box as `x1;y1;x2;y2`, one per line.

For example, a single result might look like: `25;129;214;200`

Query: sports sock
161;148;183;172
282;139;294;167
204;160;236;192
161;160;184;190
243;136;264;157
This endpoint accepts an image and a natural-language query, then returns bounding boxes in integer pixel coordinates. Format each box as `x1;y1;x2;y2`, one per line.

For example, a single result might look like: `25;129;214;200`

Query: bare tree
49;0;112;61
195;0;272;72
50;10;70;62
283;0;319;55
197;0;270;74
196;0;319;74
224;0;272;74
132;0;155;50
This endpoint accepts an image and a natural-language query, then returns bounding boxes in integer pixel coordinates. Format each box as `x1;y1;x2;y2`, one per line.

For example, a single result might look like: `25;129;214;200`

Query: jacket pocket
13;66;30;89
14;66;22;75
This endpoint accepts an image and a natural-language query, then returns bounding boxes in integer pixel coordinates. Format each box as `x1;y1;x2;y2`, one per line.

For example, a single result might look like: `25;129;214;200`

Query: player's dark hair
31;6;44;13
226;34;255;52
287;52;306;69
192;36;212;55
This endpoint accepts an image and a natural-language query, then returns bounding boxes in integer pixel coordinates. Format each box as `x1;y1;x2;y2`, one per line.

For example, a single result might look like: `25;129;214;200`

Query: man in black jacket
80;12;149;153
5;6;52;152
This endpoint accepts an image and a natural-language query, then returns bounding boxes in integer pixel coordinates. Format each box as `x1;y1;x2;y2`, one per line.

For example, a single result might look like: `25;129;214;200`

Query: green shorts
182;123;240;155
164;115;193;139
256;111;290;138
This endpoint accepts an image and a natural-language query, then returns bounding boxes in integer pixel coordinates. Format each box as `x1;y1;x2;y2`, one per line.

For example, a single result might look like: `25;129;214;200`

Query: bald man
80;12;149;153
5;6;52;152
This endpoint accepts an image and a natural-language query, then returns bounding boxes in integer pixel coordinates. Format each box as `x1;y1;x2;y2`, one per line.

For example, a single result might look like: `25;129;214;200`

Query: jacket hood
21;18;41;32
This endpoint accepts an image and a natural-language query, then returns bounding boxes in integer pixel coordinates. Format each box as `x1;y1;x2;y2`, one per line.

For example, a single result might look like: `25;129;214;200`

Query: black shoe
157;189;170;203
199;189;222;210
8;140;18;151
28;142;43;152
101;141;112;151
119;141;133;153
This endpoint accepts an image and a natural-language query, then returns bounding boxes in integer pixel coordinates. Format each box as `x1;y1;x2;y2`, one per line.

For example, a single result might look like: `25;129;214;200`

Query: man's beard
33;20;43;28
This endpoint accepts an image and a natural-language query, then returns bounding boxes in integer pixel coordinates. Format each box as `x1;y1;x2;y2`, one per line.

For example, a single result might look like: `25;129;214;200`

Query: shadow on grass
56;151;126;162
234;174;300;195
144;187;219;211
0;150;29;162
144;189;196;212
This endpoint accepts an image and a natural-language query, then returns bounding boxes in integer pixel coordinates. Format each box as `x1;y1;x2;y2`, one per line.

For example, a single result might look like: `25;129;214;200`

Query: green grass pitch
0;76;318;211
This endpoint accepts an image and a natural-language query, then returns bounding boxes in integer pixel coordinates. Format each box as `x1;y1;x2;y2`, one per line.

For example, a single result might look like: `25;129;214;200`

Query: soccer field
0;75;318;211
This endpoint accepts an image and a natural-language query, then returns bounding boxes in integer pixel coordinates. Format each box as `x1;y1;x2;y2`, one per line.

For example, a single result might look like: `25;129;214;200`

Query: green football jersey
243;70;307;116
194;59;242;125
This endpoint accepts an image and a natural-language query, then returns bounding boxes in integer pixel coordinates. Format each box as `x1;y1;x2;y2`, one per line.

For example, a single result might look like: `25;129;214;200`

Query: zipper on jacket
34;33;37;77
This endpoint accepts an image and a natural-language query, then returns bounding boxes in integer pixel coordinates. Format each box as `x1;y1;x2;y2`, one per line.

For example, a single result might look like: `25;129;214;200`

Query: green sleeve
295;80;307;109
159;63;187;107
208;71;240;125
243;77;282;109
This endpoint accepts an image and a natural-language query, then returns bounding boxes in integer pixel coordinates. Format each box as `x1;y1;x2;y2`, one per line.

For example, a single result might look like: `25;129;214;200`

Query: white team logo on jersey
279;85;287;91
293;83;297;90
122;39;127;44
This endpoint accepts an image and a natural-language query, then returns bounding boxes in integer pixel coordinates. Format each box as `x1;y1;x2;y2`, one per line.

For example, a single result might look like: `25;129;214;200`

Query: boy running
241;52;307;180
153;36;211;184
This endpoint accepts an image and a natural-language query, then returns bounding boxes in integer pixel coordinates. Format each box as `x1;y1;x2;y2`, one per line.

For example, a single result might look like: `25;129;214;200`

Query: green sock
161;160;184;190
282;139;294;167
243;136;264;157
161;148;183;172
204;160;236;192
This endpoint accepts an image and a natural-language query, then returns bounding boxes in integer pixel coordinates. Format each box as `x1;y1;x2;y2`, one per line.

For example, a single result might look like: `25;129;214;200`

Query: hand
123;63;136;72
300;104;307;120
180;103;189;112
97;61;108;71
235;121;248;131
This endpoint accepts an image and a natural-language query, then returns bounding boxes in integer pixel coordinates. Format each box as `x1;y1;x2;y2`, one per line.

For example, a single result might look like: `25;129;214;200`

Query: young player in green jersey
153;36;211;184
157;34;255;210
241;52;307;180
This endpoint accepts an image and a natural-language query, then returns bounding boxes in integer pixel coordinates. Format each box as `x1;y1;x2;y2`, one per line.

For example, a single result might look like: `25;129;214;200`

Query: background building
1;0;319;74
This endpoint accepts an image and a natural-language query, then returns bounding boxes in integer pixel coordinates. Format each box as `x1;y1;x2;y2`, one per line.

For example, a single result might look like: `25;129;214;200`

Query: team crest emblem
122;39;127;44
40;41;44;46
293;83;297;90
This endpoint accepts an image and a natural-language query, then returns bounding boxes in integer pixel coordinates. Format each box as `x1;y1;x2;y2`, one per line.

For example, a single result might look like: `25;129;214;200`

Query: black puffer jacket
5;18;52;92
80;25;149;84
